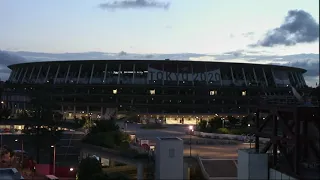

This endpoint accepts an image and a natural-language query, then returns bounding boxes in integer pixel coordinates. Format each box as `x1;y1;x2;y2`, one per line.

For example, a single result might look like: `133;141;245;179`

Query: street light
15;139;24;168
247;124;252;148
69;167;74;172
188;125;194;157
51;145;56;175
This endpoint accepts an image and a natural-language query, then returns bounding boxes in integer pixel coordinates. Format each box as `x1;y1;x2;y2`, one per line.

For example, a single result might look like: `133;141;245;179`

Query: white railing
193;131;269;143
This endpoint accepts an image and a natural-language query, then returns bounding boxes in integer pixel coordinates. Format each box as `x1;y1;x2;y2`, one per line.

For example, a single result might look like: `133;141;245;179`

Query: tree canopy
77;157;102;180
83;119;130;149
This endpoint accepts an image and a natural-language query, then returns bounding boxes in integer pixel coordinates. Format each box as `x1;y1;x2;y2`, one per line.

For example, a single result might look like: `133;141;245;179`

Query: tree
77;157;102;180
92;172;109;180
208;117;223;131
197;120;208;132
241;115;252;127
0;108;11;120
90;119;120;134
27;84;61;163
227;116;240;128
83;118;130;149
107;172;130;180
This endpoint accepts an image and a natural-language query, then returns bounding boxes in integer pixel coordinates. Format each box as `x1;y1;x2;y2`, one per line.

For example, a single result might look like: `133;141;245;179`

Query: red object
35;164;77;178
141;144;150;151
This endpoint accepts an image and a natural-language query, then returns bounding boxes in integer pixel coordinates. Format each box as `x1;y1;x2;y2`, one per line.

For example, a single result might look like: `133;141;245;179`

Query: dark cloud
118;51;128;56
145;54;153;58
0;51;26;81
284;59;319;77
223;50;243;57
0;50;26;65
99;0;170;10
251;10;319;47
0;67;11;74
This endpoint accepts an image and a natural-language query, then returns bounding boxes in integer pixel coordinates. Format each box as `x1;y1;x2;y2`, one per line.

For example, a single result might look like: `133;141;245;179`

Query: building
1;60;312;124
0;168;24;179
155;137;184;179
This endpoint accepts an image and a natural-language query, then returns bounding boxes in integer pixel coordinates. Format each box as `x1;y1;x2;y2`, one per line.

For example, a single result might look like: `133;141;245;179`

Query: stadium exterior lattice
1;60;312;124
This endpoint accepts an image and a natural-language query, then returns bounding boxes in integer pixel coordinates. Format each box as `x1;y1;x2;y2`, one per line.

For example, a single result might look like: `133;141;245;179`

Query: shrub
141;123;165;129
217;128;230;134
230;128;251;135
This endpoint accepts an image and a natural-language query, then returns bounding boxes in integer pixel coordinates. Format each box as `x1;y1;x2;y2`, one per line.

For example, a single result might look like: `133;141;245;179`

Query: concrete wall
155;137;184;180
237;149;268;180
269;169;297;180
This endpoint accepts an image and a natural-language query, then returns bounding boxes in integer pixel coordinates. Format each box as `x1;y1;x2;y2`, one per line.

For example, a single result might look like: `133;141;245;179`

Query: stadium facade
1;60;311;124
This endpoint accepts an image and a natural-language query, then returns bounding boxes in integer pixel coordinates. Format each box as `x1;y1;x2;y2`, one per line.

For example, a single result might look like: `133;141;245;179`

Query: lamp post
247;124;252;148
1;101;4;148
51;145;56;175
15;139;24;168
188;125;194;157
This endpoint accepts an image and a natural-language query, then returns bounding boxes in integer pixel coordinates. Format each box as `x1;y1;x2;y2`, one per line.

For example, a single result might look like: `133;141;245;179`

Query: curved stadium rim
7;60;306;73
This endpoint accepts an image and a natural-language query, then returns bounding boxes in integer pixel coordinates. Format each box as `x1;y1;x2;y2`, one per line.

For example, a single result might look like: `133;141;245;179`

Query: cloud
223;50;243;57
284;59;319;77
0;51;27;81
99;0;170;10
0;50;26;65
242;32;254;38
251;10;319;47
118;51;128;56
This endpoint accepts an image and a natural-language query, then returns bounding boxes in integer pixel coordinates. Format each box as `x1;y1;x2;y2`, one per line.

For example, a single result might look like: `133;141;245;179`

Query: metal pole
189;132;191;157
21;140;24;169
53;146;56;175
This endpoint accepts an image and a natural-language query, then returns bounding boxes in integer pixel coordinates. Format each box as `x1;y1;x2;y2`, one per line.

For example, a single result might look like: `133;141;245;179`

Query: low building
0;168;24;180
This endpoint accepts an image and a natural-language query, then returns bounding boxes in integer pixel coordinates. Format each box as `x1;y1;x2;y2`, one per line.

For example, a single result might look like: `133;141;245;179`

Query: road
120;123;250;159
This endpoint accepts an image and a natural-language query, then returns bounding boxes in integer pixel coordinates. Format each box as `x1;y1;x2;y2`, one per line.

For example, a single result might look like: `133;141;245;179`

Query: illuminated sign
147;67;221;82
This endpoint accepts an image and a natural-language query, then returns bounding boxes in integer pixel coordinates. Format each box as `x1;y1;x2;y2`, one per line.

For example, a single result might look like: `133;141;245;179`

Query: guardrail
196;155;210;180
193;131;269;144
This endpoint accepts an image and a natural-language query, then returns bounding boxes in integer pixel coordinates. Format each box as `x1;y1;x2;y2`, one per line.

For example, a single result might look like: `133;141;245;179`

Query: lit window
209;90;218;96
113;89;117;94
150;89;156;95
242;91;246;96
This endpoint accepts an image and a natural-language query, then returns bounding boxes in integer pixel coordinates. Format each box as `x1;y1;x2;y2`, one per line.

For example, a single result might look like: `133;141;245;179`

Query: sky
0;0;319;85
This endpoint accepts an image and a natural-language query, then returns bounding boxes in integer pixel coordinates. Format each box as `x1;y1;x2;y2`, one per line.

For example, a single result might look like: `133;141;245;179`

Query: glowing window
242;91;246;96
113;89;117;94
209;90;218;96
150;89;156;95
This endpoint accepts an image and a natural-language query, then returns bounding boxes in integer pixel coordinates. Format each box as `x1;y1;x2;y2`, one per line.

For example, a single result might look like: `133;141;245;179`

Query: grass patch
140;124;167;129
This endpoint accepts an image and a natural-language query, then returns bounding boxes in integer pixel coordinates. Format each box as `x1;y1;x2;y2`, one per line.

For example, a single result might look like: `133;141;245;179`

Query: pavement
121;123;251;159
200;158;238;179
121;123;251;179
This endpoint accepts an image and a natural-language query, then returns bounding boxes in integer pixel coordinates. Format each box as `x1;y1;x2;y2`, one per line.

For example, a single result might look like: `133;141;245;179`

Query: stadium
1;59;311;125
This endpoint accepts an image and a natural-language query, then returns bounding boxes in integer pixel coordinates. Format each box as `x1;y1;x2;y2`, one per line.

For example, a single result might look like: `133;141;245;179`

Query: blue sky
0;0;319;86
1;0;319;54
